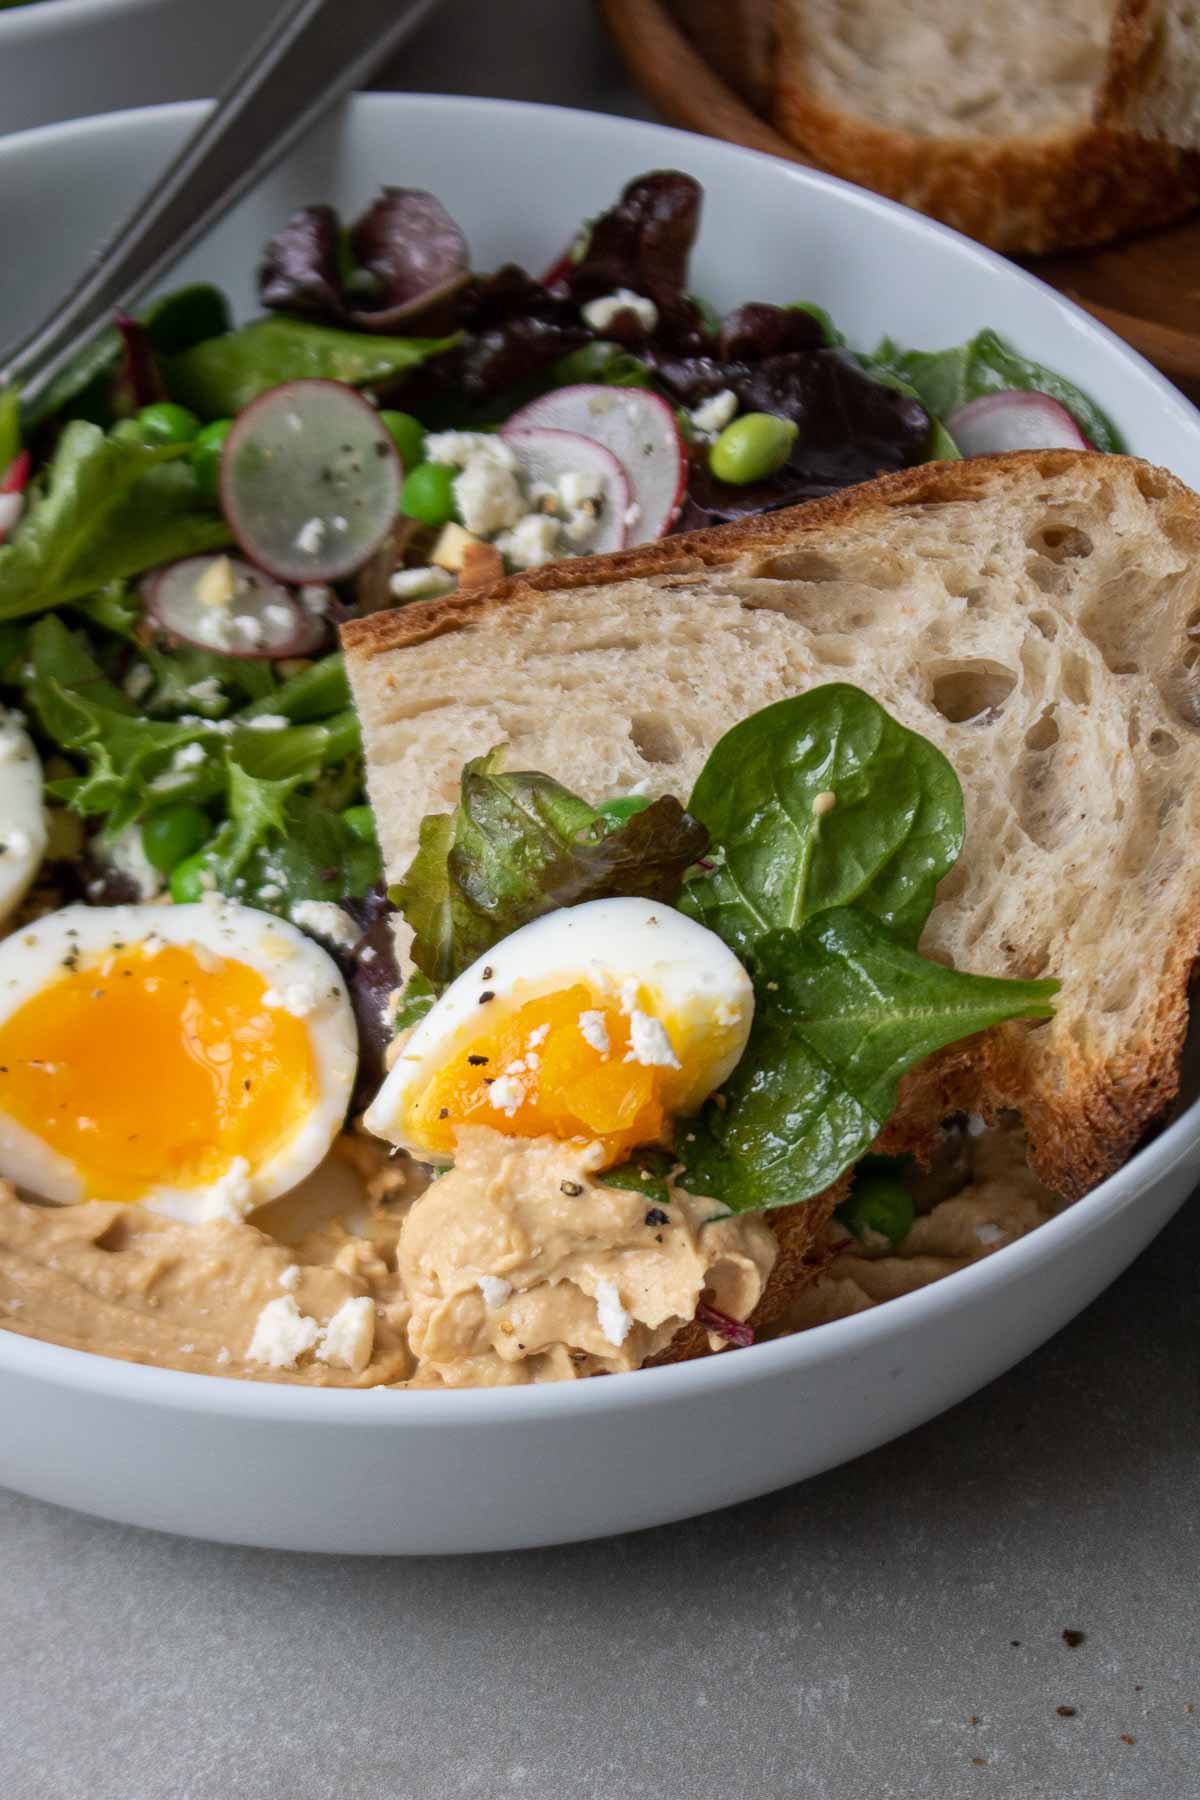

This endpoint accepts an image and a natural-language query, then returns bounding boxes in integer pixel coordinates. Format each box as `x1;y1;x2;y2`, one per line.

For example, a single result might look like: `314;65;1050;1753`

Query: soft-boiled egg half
366;896;753;1167
0;708;47;928
0;898;357;1222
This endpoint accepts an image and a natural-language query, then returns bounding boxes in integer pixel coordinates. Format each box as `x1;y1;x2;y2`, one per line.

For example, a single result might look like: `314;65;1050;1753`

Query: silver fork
0;0;439;411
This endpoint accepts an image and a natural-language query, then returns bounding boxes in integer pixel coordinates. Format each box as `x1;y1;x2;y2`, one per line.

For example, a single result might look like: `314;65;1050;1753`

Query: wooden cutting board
601;0;1200;404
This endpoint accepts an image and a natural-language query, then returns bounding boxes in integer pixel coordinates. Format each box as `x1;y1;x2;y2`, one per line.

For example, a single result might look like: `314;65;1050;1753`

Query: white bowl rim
0;0;179;36
1;91;1197;1427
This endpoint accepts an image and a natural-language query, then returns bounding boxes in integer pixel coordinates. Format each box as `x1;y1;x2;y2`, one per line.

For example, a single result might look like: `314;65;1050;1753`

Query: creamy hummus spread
0;1126;776;1387
399;1129;777;1386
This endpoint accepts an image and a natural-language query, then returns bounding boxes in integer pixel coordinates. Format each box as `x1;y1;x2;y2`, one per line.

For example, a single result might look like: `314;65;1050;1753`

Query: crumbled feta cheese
257;883;282;901
423;430;516;471
626;1010;681;1068
453;457;525;536
186;676;224;707
232;615;264;647
244;713;290;732
690;388;738;435
124;663;154;702
487;1074;526;1116
557;468;604;510
527;1024;550;1048
594;1277;633;1347
290;900;360;950
582;289;658;333
294;516;327;556
578;1009;610;1056
975;1223;1007;1247
104;824;163;901
246;1295;320;1369
298;583;334;614
261;973;324;1018
262;603;296;635
389;564;456;600
317;1296;376;1372
477;1275;513;1309
210;1156;253;1221
195;555;238;610
495;512;561;569
172;741;207;770
278;1264;301;1291
562;505;600;546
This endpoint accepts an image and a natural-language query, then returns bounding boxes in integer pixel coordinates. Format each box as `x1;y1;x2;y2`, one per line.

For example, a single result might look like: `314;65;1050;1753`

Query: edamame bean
708;412;797;485
168;850;214;905
141;803;211;875
378;411;426;471
401;460;457;527
137;402;201;446
189;418;233;499
836;1171;914;1247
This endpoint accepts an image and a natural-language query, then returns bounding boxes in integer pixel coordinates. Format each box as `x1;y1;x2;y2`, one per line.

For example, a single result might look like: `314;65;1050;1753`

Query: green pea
342;803;377;845
597;795;651;828
401;460;457;527
836;1172;914;1248
378;410;426;472
141;803;210;875
136;401;201;446
168;850;215;905
708;412;798;486
189;417;233;499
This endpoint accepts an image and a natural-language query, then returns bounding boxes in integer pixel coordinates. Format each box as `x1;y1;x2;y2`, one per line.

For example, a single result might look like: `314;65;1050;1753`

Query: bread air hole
750;550;844;583
1028;522;1093;563
1148;728;1179;757
629;714;681;766
1029;610;1058;640
929;661;1018;724
1025;709;1059;751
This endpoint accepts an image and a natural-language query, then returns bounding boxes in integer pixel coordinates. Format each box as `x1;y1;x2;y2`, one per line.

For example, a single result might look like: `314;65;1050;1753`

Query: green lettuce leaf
166;317;459;418
680;685;963;958
236;791;381;908
393;972;437;1032
394;750;709;987
680;911;1057;1212
0;421;231;623
869;329;1122;454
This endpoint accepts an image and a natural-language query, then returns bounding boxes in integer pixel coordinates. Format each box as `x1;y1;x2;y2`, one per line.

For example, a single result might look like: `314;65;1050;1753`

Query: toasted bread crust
343;450;1200;1211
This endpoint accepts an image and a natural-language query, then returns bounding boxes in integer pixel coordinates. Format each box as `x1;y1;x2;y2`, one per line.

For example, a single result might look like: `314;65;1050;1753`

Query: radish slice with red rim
945;392;1091;457
219;379;402;583
503;384;686;542
143;556;327;659
501;427;630;553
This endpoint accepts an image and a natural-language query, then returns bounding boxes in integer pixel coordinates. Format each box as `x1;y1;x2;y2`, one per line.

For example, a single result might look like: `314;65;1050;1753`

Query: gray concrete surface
3;4;1198;1796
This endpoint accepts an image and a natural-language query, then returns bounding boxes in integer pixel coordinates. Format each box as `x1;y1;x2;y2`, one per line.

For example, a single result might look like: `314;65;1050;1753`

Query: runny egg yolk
0;942;318;1203
402;982;697;1167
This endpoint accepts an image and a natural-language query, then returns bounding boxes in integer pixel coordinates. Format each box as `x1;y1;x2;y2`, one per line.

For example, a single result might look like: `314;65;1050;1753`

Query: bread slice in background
663;0;1200;250
345;450;1200;1210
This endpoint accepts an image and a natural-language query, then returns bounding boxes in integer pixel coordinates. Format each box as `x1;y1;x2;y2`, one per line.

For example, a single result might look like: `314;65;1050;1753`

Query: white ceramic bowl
1;96;1199;1554
0;0;288;136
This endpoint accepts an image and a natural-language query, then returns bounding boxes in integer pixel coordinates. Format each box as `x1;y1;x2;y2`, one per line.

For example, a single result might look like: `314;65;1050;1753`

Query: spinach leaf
237;791;381;907
0;421;230;622
680;911;1057;1212
869;329;1121;454
165;317;459;418
600;1149;676;1208
394;750;708;987
25;285;232;429
681;685;962;958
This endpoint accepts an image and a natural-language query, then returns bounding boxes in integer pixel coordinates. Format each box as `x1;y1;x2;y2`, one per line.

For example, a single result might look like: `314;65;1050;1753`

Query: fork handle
0;0;438;407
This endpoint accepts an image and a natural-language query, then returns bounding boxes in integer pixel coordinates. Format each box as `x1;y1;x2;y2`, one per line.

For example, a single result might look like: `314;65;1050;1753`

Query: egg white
366;895;754;1159
0;708;47;928
0;898;358;1222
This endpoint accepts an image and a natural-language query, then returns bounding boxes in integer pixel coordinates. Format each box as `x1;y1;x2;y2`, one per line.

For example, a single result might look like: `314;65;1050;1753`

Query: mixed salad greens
0;168;1106;1083
392;686;1058;1217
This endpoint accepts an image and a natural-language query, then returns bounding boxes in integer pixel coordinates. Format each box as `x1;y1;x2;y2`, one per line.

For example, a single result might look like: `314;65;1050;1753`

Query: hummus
0;1126;775;1387
399;1129;777;1386
771;1122;1061;1333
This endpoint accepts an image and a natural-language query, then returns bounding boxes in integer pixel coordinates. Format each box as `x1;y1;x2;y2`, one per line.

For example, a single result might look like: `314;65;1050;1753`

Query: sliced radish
501;427;630;553
219;379;402;583
143;555;326;659
503;384;686;543
945;391;1091;457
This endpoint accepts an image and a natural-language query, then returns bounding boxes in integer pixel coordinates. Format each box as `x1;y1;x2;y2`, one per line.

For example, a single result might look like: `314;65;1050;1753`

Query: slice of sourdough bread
662;0;1200;251
343;450;1200;1210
